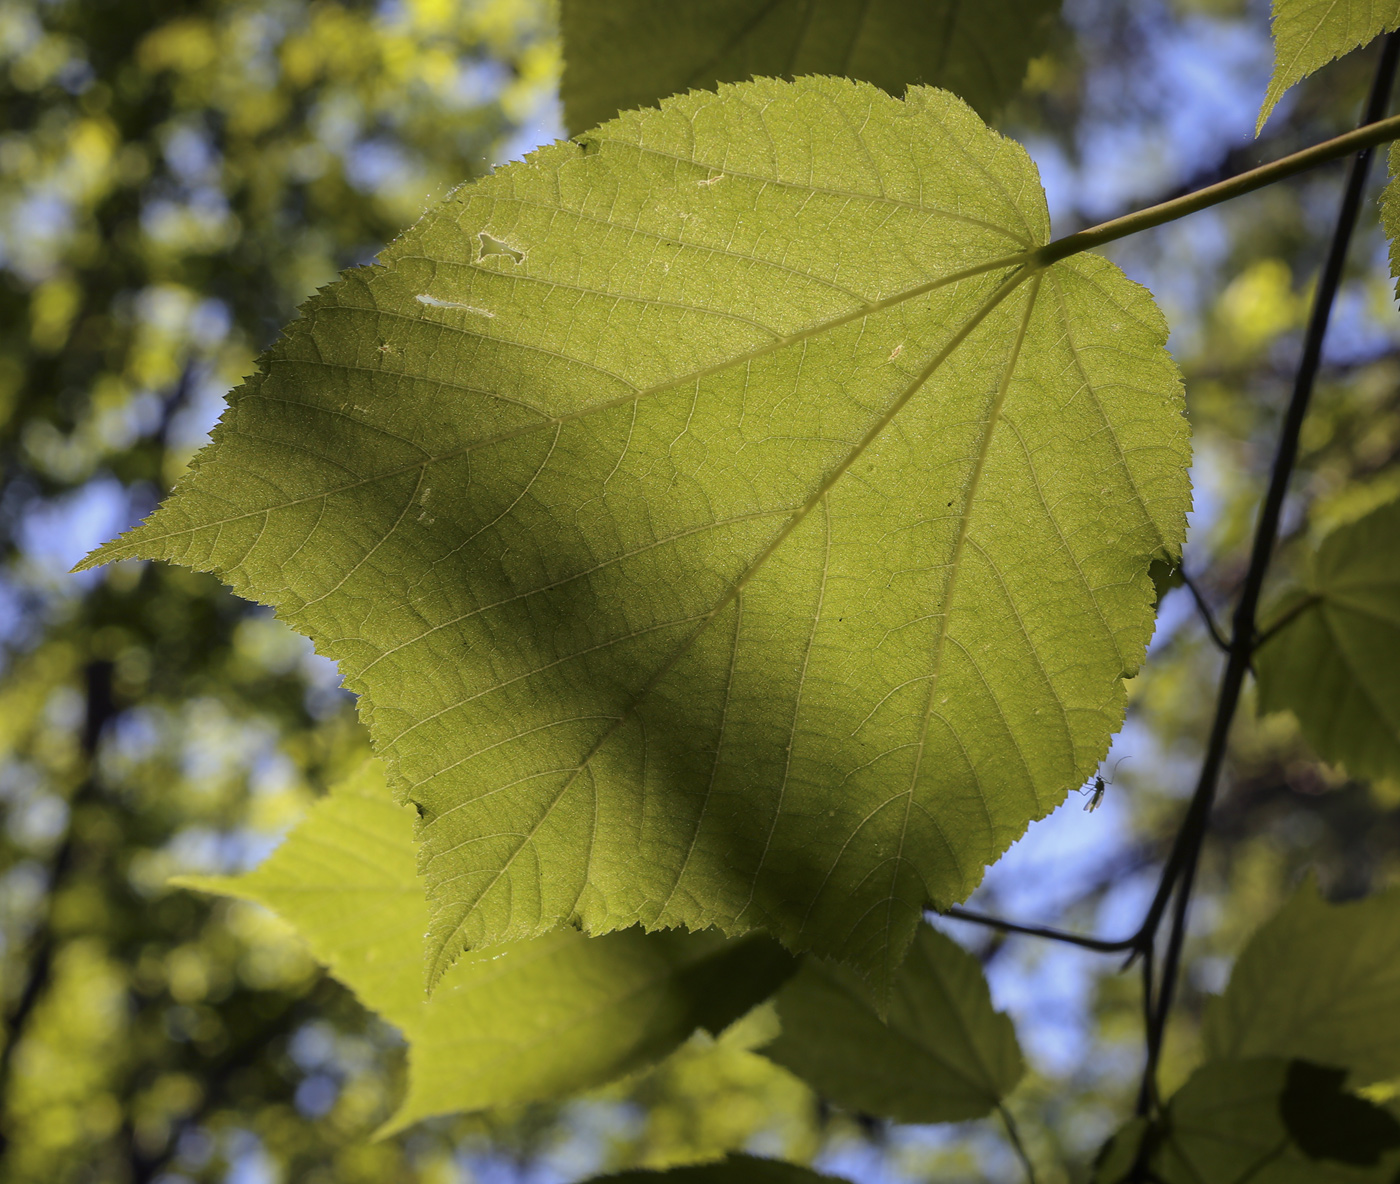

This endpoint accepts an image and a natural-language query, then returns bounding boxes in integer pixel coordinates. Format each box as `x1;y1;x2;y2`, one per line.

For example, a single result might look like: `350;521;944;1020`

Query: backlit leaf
763;923;1022;1121
85;77;1190;995
1257;0;1400;132
559;0;1060;133
178;761;795;1133
1255;498;1400;782
1202;879;1400;1086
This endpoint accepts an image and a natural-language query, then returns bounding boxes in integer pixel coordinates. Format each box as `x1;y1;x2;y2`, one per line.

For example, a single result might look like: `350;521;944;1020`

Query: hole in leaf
478;232;524;264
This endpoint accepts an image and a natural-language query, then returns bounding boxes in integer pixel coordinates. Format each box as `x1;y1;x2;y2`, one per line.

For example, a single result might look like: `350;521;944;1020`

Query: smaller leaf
1203;880;1400;1086
1257;0;1400;133
1146;1059;1400;1184
762;923;1022;1122
587;1155;848;1184
1280;1061;1400;1167
179;761;796;1133
1256;498;1400;782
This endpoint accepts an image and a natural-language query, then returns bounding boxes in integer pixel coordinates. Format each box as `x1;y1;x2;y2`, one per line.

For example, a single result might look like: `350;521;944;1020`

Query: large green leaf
1096;1059;1400;1184
1202;880;1400;1086
179;762;795;1133
762;923;1021;1121
1255;498;1400;782
587;1155;846;1184
1257;0;1400;133
84;77;1190;994
559;0;1060;133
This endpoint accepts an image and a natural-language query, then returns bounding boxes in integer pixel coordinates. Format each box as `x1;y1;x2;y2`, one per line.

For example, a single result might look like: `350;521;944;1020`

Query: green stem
1036;110;1400;266
997;1102;1038;1184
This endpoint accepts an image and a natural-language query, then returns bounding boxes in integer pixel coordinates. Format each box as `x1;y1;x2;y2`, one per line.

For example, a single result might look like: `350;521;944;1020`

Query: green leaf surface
1255;498;1400;782
559;0;1060;133
1258;0;1400;133
1202;879;1400;1086
762;923;1021;1121
179;762;795;1134
1136;1059;1400;1184
86;77;1190;994
587;1155;846;1184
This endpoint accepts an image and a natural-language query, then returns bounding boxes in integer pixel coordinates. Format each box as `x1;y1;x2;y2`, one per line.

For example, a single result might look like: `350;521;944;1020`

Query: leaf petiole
1033;110;1400;265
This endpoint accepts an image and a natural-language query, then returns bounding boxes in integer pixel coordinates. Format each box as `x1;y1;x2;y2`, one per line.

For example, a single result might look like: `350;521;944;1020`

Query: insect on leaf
559;0;1061;133
763;923;1023;1122
178;762;795;1133
1257;0;1400;133
83;77;1190;998
1255;498;1400;783
1202;878;1400;1087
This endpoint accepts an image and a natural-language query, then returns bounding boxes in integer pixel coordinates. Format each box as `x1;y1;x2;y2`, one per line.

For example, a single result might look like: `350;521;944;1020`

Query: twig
1179;572;1230;655
1254;593;1322;651
943;906;1136;953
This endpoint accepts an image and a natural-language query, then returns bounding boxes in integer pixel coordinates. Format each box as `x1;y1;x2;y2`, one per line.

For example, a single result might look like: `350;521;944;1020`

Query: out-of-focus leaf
86;77;1190;998
179;761;796;1133
1257;0;1400;132
1202;880;1400;1086
1280;1061;1400;1166
587;1155;847;1184
1256;499;1400;782
763;924;1022;1121
558;0;1061;133
1098;1059;1400;1184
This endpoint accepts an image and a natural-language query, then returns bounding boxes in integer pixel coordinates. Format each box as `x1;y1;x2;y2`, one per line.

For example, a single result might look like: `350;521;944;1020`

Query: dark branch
1131;32;1400;1155
942;906;1137;953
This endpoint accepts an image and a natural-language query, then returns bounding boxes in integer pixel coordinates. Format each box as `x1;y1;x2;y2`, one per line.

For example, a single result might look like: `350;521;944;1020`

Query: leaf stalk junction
942;32;1400;1156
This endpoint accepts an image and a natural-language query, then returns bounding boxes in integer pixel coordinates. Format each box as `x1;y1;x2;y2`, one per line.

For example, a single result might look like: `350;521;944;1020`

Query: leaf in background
587;1155;847;1184
85;77;1190;995
1255;498;1400;782
558;0;1061;133
1202;879;1400;1086
178;762;795;1134
1127;1059;1400;1184
763;924;1022;1121
1257;0;1400;133
1280;1061;1400;1166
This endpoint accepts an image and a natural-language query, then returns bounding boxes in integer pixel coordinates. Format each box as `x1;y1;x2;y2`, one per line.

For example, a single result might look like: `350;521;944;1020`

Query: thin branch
997;1102;1038;1184
1135;30;1400;1134
1254;592;1322;651
1180;572;1230;655
943;905;1136;953
1037;107;1400;265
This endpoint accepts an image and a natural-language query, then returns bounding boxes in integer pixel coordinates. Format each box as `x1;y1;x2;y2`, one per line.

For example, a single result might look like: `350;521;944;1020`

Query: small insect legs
1080;756;1131;812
